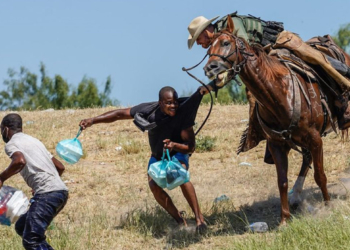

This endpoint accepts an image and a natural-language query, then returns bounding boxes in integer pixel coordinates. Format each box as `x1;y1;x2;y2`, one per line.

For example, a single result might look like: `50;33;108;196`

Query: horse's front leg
310;135;330;203
289;149;312;209
268;141;291;225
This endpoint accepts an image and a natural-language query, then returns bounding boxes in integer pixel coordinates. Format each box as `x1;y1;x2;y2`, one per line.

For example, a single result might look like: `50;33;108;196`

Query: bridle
181;32;253;136
208;32;255;80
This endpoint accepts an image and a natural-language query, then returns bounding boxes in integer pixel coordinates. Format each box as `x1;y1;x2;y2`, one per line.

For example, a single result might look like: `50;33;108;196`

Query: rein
182;54;213;136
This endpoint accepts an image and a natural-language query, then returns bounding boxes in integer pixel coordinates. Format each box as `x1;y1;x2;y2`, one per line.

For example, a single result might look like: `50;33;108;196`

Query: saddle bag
261;20;284;46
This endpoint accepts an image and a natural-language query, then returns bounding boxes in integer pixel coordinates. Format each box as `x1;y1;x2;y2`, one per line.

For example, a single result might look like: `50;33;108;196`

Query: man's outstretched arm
79;108;132;130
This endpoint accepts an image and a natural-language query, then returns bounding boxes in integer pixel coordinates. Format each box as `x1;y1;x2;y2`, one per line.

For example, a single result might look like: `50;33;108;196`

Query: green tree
0;63;118;110
201;78;247;104
35;63;55;109
74;77;102;108
332;23;350;53
52;75;70;109
99;76;117;107
0;67;37;110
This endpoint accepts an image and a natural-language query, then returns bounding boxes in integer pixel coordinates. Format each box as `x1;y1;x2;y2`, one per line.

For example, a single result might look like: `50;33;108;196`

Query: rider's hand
79;118;94;130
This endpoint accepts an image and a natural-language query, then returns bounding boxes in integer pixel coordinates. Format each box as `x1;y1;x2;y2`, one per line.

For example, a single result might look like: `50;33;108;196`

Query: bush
196;135;216;152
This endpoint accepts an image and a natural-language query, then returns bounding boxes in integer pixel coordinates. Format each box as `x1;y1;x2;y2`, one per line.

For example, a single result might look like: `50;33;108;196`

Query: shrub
196;135;216;152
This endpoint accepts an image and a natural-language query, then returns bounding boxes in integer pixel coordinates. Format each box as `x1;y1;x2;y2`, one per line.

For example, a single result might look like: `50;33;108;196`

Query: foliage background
0;63;118;110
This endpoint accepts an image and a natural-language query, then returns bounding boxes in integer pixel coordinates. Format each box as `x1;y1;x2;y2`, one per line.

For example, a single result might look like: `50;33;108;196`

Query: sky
1;0;350;106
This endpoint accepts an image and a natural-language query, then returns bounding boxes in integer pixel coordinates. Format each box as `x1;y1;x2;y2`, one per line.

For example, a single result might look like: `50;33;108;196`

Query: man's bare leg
180;181;206;231
178;161;206;231
148;176;186;225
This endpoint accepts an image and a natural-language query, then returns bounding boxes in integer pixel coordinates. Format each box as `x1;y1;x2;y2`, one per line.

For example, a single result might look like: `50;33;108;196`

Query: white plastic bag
0;186;29;226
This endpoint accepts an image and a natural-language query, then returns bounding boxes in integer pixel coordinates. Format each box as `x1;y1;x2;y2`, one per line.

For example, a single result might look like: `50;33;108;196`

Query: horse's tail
237;124;249;155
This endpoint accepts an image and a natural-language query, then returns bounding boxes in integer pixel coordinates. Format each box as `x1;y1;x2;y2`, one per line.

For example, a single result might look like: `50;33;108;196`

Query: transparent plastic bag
148;153;168;189
165;154;190;190
148;150;190;190
0;186;29;226
56;128;83;164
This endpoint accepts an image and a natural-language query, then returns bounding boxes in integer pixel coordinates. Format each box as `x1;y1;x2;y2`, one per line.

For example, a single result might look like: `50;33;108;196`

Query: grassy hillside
0;104;350;250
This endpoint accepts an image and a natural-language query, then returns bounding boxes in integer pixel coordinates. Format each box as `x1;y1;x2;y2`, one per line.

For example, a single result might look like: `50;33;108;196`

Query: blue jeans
15;190;68;250
148;152;189;169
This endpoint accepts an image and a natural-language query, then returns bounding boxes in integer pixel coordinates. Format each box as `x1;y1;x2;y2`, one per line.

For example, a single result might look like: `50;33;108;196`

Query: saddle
306;34;346;63
274;31;350;90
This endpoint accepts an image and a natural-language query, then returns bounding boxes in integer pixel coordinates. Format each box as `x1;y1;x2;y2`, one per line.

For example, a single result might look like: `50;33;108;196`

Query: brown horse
203;16;345;225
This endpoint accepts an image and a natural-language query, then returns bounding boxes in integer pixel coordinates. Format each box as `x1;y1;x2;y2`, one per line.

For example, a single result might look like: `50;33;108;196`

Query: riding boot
326;55;350;79
345;67;350;79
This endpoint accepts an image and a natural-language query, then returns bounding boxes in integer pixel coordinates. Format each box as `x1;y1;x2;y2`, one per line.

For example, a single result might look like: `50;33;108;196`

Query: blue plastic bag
148;150;190;190
165;154;190;190
148;151;168;189
56;128;83;164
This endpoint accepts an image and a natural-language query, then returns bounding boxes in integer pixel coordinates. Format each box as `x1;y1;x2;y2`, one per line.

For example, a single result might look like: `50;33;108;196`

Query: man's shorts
148;152;189;170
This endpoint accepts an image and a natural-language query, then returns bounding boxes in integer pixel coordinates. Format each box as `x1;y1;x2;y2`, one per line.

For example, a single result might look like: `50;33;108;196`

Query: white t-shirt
5;132;68;194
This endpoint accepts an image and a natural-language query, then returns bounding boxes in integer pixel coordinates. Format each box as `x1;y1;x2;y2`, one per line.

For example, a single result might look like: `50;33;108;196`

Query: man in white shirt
0;113;68;250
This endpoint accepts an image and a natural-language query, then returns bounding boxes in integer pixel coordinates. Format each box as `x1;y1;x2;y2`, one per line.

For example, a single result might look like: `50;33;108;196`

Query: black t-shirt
130;90;203;159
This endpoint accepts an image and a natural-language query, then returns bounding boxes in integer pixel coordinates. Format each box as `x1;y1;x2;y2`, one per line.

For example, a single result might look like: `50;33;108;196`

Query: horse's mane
211;31;289;82
249;43;289;82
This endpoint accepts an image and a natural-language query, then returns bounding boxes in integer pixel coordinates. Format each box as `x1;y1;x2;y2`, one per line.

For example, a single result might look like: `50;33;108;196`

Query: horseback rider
187;13;350;132
188;13;350;79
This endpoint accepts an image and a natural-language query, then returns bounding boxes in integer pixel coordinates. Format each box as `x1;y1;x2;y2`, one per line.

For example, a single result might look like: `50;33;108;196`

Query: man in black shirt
79;86;207;231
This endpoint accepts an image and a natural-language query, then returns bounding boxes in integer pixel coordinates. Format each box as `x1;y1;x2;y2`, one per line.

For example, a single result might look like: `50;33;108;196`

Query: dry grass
0;104;350;249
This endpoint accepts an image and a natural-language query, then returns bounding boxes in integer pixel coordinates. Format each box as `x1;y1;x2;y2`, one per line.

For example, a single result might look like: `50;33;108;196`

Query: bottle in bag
0;186;29;226
247;222;268;233
0;193;12;213
0;214;11;226
0;189;14;226
166;168;180;184
0;205;6;215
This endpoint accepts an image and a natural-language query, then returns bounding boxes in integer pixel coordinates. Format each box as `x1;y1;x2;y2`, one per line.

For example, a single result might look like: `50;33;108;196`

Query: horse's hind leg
289;149;312;209
341;128;349;143
268;141;291;225
310;136;330;203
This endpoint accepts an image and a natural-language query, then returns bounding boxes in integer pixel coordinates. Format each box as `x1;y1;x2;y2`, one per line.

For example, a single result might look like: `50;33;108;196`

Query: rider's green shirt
214;14;264;44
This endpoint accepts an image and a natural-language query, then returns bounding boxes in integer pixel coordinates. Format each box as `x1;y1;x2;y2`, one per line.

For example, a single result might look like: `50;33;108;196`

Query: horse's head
204;15;246;88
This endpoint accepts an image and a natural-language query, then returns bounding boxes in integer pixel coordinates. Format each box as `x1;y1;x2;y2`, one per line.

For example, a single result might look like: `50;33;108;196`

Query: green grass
1;106;350;249
195;135;216;152
233;208;350;250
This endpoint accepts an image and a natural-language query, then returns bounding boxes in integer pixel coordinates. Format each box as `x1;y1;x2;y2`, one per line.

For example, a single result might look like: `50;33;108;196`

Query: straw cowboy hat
187;15;220;49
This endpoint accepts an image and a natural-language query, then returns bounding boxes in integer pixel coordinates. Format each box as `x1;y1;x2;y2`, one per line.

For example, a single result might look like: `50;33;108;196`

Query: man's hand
198;85;213;95
79;118;94;130
163;139;175;152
